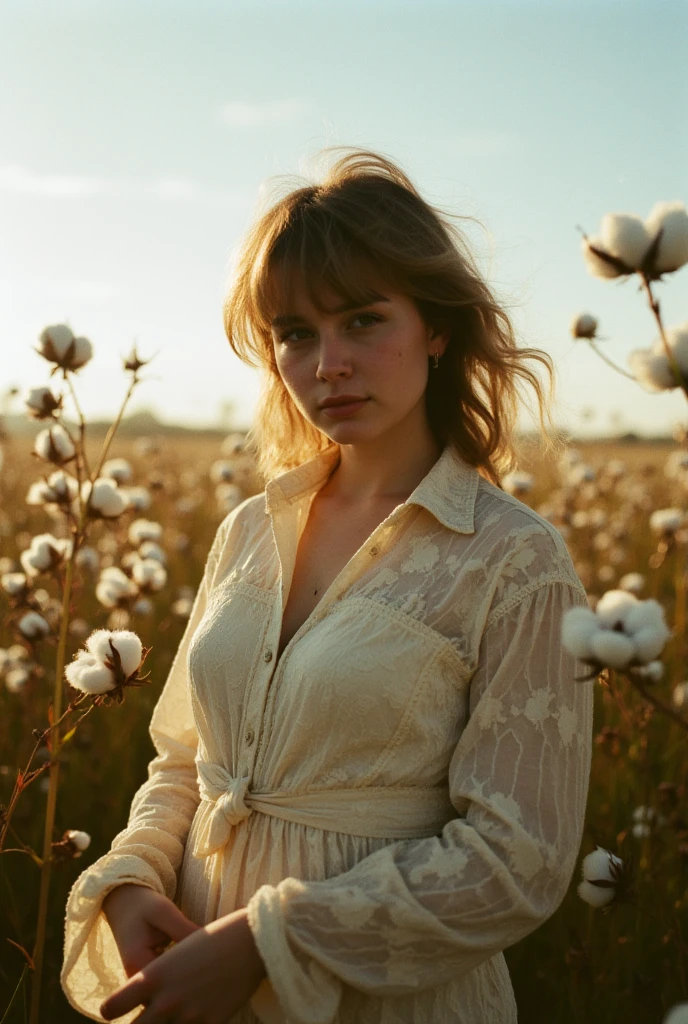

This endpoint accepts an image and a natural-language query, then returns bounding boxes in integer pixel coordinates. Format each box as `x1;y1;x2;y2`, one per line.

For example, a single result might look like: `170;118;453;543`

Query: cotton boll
633;625;672;662
589;630;635;668
570;313;598;339
644;200;688;274
663;1003;688;1024
5;667;30;693
85;629;142;677
131;557;167;591
138;540;166;565
582;846;624;881
121;486;152;512
628;348;676;392
600;212;652;269
101;458;133;484
128;519;163;545
671;682;688;710
18;612;50;640
65;651;115;694
624;598;670;636
75;546;100;573
594;589;638;630
577;878;615;907
34;425;76;464
81;478;127;518
561;607;600;659
66;829;91;852
619;572;645;595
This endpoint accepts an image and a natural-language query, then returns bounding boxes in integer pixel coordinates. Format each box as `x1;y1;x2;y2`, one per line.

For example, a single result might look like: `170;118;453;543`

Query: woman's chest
278;497;402;658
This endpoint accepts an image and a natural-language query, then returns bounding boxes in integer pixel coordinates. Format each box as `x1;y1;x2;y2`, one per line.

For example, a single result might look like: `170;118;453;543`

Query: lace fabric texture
61;442;594;1023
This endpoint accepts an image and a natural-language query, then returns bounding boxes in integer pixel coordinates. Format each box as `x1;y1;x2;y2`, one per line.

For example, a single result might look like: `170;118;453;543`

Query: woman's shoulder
472;478;585;599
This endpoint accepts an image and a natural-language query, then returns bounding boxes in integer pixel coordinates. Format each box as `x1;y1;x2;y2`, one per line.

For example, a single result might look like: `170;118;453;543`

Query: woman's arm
245;579;594;1024
61;508;239;1021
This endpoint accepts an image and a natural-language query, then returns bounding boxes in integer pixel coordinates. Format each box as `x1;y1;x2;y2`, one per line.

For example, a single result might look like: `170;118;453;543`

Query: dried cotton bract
577;846;627;908
561;589;672;676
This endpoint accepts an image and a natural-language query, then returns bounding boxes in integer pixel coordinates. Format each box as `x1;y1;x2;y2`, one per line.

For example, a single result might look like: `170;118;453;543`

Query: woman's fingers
100;972;150;1020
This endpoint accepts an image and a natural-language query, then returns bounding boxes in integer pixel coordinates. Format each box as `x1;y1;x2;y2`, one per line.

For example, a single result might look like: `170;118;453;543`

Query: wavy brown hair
223;146;559;487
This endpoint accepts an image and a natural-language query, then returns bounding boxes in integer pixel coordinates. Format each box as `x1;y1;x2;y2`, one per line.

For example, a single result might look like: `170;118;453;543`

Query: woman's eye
278;313;380;344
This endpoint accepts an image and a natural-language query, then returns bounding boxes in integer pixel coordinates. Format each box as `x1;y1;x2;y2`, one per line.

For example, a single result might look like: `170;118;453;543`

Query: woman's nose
316;333;352;379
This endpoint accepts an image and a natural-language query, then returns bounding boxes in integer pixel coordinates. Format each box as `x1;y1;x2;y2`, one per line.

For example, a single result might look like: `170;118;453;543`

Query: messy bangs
252;201;404;340
223;146;558;485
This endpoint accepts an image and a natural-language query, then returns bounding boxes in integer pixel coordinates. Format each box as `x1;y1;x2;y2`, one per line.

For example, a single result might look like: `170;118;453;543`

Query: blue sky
2;0;687;437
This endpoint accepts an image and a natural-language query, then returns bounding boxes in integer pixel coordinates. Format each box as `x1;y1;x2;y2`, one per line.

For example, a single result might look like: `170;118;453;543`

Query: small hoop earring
432;351;440;369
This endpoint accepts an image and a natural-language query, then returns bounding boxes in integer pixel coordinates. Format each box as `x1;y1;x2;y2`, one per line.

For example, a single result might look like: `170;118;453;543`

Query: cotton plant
0;323;158;1024
561;588;687;731
572;199;688;401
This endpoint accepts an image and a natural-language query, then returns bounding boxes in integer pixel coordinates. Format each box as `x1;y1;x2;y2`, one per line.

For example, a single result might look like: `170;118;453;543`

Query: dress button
245;726;255;746
370;546;379;555
263;648;273;662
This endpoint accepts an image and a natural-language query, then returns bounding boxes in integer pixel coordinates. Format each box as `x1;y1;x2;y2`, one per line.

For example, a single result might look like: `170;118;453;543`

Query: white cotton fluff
128;518;163;545
561;590;671;668
1;572;28;596
18;612;50;640
95;567;137;608
5;667;30;693
650;507;685;535
101;458;133;484
560;606;600;659
644;200;688;274
81;478;127;518
210;459;235;484
672;683;688;711
619;572;645;594
581;236;625;279
577;878;615;908
25;386;62;420
131;557;167;591
65;651;116;694
600;212;653;270
19;534;70;577
75;546;100;572
34;425;76;464
138;541;167;565
66;829;91;852
664;1003;688;1024
85;628;143;677
121;486;152;512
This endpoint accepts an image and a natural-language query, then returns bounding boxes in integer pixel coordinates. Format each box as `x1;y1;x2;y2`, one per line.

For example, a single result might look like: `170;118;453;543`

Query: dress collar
264;442;480;535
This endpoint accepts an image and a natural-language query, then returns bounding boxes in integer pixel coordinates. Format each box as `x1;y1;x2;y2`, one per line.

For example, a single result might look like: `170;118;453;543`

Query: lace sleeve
246;580;595;1024
61;510;235;1021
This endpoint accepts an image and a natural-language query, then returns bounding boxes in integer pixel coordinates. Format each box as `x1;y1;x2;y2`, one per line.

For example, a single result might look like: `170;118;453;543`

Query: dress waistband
192;760;457;858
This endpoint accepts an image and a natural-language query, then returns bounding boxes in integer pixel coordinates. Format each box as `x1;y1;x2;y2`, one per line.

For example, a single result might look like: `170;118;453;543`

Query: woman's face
269;270;447;446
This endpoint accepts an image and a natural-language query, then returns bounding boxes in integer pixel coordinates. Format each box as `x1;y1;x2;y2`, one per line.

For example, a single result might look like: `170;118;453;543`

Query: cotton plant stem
586;339;637;381
639;273;688;398
28;369;143;1024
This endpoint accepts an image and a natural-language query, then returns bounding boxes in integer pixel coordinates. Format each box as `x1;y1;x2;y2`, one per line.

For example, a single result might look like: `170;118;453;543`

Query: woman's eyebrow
270;294;389;329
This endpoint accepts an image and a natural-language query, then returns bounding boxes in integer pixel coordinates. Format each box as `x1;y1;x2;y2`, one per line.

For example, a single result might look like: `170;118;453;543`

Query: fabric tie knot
195;760;253;857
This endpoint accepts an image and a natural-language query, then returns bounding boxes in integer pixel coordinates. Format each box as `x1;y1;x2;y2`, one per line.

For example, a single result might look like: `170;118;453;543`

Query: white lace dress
61;442;594;1023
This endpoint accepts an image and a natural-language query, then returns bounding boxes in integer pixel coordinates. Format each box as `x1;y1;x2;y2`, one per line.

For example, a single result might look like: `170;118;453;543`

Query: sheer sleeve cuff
60;852;165;1022
246;881;342;1024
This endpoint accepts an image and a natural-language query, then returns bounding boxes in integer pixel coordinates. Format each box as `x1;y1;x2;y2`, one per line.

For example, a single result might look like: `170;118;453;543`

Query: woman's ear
427;318;452;358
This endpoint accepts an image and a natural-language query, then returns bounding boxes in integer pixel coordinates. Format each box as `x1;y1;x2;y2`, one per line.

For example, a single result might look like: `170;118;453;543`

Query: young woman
62;147;594;1023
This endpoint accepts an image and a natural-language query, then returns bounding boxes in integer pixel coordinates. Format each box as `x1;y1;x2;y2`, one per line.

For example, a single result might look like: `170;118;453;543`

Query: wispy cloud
217;98;314;128
0;165;249;208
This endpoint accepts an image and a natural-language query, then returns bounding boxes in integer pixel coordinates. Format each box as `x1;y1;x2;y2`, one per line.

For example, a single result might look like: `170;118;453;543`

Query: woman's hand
102;883;200;979
99;907;267;1023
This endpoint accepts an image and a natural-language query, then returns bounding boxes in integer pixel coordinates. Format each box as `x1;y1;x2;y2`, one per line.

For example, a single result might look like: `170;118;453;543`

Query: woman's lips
321;399;369;419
